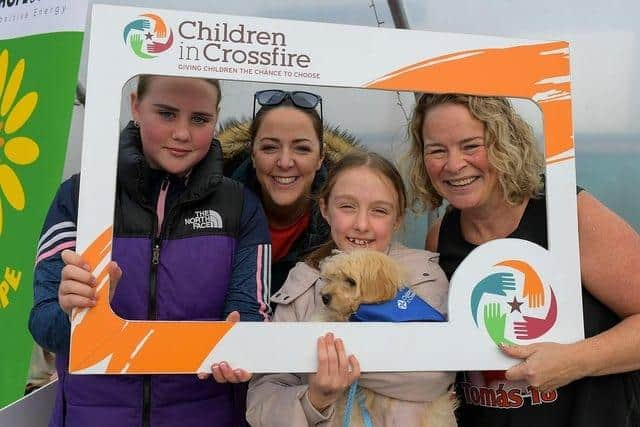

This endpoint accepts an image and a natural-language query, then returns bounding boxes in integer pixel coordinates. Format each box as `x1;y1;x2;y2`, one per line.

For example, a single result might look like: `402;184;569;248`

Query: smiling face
320;166;400;253
130;76;219;176
251;106;323;217
422;103;500;211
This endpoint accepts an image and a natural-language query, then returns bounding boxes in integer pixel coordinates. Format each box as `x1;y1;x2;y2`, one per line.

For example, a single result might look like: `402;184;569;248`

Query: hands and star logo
123;14;174;59
470;260;558;345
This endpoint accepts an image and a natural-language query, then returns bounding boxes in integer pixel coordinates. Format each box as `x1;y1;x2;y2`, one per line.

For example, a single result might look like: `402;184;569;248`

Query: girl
29;75;271;427
246;151;457;426
220;89;355;299
406;93;640;426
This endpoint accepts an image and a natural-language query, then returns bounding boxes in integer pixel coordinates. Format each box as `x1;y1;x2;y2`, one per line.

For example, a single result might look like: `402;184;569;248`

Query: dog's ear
374;252;406;289
319;253;337;276
359;252;406;304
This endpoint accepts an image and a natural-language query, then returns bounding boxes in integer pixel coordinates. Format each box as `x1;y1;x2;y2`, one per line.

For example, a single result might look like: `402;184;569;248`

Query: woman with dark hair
406;93;640;426
220;90;356;299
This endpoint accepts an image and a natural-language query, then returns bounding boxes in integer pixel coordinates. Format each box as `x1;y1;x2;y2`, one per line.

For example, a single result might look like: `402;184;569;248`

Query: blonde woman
405;93;640;427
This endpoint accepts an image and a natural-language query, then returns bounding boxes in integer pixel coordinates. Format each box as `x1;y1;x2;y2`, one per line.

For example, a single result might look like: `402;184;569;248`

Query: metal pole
387;0;410;29
387;0;439;233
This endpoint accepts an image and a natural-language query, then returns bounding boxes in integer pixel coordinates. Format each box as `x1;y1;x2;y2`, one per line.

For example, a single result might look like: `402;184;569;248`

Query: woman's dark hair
250;100;323;154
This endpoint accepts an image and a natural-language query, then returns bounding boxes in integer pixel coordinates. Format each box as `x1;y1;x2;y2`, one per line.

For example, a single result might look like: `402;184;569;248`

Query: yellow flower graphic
0;49;39;235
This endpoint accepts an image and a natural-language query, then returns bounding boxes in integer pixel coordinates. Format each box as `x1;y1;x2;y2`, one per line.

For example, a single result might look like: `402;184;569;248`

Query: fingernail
234;369;242;376
197;373;206;380
220;362;228;369
83;264;91;271
212;363;219;369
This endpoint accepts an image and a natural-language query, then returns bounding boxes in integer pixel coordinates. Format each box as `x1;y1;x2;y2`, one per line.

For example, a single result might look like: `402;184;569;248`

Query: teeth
447;177;476;186
273;176;297;185
348;238;372;246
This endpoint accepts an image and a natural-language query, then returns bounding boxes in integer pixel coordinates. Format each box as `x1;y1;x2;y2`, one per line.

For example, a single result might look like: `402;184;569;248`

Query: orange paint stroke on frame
367;41;574;159
70;227;234;373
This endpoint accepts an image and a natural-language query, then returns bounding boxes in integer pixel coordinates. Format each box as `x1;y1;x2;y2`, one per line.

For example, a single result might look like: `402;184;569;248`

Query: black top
438;193;640;427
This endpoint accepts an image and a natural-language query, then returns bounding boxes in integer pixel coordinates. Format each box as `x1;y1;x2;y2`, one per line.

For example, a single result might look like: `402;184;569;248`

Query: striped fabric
256;243;272;321
35;221;76;265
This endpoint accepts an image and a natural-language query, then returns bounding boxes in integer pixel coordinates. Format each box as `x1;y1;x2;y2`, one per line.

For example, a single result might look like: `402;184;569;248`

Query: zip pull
152;243;160;265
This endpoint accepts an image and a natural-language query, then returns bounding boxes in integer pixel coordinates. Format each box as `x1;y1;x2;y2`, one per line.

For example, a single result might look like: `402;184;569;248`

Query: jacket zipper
142;238;160;427
149;238;161;319
142;176;169;427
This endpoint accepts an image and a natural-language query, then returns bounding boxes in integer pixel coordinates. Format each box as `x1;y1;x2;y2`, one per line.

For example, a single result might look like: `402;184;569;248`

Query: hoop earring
133;120;140;128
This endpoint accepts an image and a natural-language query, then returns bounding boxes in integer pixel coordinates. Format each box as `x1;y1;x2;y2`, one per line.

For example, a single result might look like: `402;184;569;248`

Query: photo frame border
70;4;582;374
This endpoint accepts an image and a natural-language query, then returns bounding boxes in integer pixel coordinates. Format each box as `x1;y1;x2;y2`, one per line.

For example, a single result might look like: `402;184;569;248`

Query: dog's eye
346;277;356;287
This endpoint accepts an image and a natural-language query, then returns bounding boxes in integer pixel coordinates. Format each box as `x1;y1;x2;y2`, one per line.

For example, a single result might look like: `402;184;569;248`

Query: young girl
28;75;270;427
246;151;457;426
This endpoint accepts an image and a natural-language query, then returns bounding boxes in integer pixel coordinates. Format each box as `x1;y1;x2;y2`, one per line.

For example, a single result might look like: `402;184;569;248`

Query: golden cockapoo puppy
316;249;457;427
318;249;405;321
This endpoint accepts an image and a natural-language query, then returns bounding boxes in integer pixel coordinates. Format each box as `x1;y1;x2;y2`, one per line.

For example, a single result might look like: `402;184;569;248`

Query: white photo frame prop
71;4;582;374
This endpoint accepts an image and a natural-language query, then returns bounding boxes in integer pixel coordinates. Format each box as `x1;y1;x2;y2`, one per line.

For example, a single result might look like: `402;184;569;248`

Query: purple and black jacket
29;123;271;427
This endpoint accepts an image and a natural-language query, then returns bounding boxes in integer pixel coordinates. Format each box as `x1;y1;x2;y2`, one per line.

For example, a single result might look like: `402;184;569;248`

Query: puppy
318;249;405;321
316;249;457;426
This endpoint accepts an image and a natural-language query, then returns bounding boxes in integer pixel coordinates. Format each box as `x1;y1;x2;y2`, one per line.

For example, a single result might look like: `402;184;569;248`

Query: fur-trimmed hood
217;118;361;169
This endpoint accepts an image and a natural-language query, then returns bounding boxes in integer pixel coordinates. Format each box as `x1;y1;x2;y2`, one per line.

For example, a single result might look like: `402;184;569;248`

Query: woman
406;93;640;426
246;151;456;426
29;76;269;427
219;89;356;299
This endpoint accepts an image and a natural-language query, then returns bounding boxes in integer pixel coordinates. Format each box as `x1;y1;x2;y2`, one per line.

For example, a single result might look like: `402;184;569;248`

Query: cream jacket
246;243;455;426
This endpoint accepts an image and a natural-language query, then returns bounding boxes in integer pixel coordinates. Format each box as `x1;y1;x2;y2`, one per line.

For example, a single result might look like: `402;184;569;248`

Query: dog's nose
322;294;331;306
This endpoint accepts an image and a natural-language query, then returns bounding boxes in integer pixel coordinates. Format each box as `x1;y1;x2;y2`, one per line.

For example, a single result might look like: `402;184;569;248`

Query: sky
408;0;640;141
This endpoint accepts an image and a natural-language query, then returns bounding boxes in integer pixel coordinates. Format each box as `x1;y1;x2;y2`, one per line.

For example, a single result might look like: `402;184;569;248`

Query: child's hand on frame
197;311;253;383
307;332;360;411
58;249;122;315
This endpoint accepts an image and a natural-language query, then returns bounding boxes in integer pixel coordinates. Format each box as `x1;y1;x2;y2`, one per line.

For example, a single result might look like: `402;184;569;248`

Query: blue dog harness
349;287;445;322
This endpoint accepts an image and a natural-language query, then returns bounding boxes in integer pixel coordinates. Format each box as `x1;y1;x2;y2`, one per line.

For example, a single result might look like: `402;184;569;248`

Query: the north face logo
184;210;223;229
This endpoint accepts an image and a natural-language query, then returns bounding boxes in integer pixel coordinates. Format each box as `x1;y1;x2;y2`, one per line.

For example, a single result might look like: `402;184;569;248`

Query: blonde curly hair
405;93;544;211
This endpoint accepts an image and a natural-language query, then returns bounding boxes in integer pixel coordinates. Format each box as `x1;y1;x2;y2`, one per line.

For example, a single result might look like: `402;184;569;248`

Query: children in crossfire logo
123;13;174;59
